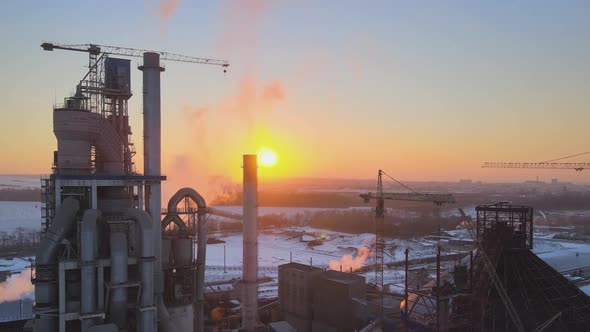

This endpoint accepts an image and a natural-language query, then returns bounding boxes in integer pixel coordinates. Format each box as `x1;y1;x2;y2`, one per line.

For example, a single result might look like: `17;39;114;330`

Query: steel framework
482;162;590;171
361;170;455;328
41;42;229;67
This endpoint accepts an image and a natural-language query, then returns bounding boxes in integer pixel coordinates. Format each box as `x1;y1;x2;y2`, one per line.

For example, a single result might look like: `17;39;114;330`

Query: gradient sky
1;1;589;195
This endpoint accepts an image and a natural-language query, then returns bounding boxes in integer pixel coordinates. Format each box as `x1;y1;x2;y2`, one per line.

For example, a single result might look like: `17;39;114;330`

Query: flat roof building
278;263;368;332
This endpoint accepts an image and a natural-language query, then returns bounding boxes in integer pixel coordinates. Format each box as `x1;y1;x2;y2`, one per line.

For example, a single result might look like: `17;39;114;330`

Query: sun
258;147;278;167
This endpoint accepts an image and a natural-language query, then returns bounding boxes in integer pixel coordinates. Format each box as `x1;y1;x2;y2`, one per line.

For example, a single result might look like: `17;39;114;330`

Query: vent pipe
242;154;258;331
34;197;79;332
139;52;165;296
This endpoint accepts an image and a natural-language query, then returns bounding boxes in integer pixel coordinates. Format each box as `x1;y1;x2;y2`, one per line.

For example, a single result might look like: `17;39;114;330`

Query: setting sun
258;147;278;167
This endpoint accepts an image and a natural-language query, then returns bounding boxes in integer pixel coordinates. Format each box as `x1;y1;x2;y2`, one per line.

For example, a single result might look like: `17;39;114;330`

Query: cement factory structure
32;42;228;332
12;41;590;332
401;203;590;331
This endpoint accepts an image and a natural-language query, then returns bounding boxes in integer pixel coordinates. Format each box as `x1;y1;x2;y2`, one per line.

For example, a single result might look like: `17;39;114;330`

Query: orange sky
1;1;590;196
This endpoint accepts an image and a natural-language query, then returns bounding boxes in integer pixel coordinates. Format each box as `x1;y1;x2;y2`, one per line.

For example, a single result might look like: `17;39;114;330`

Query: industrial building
402;203;590;331
278;262;368;332
32;42;228;332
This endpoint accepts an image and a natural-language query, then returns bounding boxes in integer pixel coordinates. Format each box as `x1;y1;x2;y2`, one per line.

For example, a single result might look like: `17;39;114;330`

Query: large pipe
195;204;207;332
80;209;101;331
242;154;258;331
36;197;80;264
165;187;207;332
139;52;165;296
109;223;128;329
34;197;80;332
161;214;188;232
124;208;155;332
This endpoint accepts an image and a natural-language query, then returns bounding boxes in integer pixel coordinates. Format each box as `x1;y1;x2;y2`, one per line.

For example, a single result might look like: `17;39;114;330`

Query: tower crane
41;42;229;174
41;41;229;115
360;170;455;328
483;152;590;172
41;42;230;67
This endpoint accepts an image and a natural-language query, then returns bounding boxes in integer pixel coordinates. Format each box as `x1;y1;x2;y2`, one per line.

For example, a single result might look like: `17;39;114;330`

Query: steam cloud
0;269;34;303
329;247;372;272
219;77;286;117
158;0;180;23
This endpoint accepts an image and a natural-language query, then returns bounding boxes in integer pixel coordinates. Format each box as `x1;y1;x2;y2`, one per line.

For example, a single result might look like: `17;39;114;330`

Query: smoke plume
329;247;372;272
163;0;286;201
158;0;180;23
218;76;286;121
0;269;34;303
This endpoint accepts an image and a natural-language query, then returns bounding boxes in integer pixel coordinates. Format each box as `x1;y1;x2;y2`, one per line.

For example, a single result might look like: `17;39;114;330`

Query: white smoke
0;269;34;303
329;246;372;272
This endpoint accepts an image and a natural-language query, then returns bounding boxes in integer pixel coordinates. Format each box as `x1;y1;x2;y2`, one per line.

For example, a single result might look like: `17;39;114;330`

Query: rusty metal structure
453;203;590;331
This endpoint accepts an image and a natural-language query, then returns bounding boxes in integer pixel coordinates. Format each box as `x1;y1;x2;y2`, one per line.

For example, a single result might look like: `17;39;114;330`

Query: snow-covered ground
211;205;371;218
2;199;590;301
204;227;376;283
0;256;33;273
534;239;590;273
0;201;41;232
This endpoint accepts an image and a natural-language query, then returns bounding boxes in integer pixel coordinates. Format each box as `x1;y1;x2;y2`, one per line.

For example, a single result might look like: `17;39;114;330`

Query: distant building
278;262;368;332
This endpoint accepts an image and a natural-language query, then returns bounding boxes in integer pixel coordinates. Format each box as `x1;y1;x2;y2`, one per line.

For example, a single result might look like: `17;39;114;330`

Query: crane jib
41;42;230;67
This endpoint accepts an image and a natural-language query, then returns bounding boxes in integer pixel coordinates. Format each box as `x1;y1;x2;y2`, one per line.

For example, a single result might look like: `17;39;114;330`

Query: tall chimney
242;154;258;330
139;52;165;295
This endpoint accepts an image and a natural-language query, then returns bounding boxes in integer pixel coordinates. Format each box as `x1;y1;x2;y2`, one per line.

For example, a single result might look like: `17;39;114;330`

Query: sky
0;0;589;196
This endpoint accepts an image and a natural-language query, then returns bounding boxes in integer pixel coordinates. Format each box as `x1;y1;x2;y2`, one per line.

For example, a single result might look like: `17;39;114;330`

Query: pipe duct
80;209;101;331
165;187;208;332
161;214;187;232
124;208;155;332
34;197;80;332
109;223;128;329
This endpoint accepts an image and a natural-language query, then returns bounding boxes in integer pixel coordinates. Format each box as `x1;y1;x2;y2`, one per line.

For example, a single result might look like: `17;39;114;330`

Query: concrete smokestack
139;52;165;295
242;154;258;330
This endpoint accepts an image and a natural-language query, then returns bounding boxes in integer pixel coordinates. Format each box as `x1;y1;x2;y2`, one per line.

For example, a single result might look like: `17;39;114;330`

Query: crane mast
361;170;455;329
